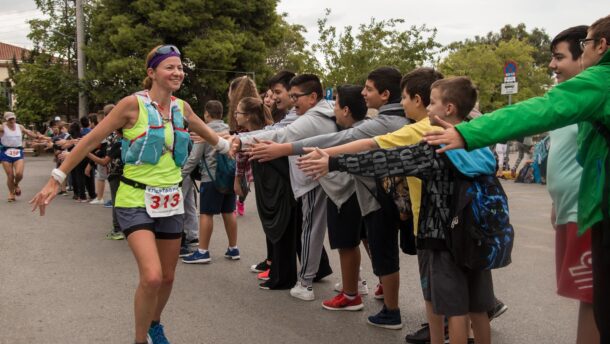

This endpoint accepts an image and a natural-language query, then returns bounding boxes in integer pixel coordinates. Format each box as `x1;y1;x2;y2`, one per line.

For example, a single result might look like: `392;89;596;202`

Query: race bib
5;148;20;158
144;185;184;218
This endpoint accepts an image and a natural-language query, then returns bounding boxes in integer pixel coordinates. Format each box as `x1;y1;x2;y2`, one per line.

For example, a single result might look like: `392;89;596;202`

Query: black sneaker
367;305;402;330
250;260;271;273
179;245;193;258
488;299;508;320
259;281;271;290
186;238;199;247
405;323;448;344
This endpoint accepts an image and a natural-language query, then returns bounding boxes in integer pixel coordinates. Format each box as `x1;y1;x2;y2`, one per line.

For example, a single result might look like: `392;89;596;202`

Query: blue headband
147;51;180;69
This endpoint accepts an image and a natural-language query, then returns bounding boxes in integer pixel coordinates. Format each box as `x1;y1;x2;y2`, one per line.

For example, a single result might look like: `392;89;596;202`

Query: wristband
214;137;230;154
51;168;67;184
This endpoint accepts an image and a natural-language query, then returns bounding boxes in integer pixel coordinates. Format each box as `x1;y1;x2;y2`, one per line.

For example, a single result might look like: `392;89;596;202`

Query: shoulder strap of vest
171;98;185;129
134;91;163;127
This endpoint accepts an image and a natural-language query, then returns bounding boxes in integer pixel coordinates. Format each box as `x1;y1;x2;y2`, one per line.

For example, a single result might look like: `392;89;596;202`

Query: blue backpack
202;152;236;194
446;172;514;270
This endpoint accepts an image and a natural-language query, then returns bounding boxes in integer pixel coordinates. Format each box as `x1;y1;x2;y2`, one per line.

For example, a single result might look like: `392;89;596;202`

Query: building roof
0;42;29;61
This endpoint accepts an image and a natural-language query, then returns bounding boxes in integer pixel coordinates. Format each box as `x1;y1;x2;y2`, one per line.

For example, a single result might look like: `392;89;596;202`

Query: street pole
76;0;87;118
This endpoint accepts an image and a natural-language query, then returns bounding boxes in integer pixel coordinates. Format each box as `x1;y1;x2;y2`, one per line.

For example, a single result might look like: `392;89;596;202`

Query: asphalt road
0;156;576;343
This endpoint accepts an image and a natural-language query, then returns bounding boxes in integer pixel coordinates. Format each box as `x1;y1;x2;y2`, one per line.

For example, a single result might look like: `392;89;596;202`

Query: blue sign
504;61;517;77
325;87;333;100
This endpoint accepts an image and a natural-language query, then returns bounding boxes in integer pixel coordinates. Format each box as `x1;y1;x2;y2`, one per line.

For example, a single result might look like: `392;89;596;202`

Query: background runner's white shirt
1;124;23;148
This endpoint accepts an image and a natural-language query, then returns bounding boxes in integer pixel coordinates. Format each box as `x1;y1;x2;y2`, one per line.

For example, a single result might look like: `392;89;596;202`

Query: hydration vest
121;91;190;168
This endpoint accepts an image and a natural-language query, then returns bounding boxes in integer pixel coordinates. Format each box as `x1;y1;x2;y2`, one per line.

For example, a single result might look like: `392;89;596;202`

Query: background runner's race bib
144;185;184;218
5;148;21;158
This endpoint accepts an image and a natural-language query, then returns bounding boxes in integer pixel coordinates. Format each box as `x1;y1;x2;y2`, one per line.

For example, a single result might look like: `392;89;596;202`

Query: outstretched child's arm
299;142;435;180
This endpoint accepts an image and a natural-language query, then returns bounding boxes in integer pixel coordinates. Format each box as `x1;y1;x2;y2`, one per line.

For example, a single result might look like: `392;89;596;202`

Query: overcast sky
0;0;608;49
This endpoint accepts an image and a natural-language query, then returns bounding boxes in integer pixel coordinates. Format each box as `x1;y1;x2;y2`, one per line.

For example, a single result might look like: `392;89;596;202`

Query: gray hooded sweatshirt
240;100;337;199
289;103;409;215
182;120;229;183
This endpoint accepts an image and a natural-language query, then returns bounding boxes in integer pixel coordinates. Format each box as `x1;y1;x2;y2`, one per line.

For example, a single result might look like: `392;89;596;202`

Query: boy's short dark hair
336;85;368;121
367;67;402;103
551;25;589;60
431;77;478;119
589;15;610;43
205;100;224;119
288;74;324;101
79;116;90;128
88;113;99;126
267;70;296;90
400;68;444;107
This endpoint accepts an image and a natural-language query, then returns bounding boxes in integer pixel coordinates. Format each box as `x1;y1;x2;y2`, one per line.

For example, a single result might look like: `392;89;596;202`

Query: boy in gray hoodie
234;74;337;300
248;67;410;327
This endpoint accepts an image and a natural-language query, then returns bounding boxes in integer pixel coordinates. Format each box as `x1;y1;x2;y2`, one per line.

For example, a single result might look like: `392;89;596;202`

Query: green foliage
311;9;441;88
439;39;551;113
266;15;321;76
11;53;79;124
86;0;284;111
446;23;551;71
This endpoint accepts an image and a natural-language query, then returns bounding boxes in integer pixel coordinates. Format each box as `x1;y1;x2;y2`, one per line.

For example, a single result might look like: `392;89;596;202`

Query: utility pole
75;0;87;118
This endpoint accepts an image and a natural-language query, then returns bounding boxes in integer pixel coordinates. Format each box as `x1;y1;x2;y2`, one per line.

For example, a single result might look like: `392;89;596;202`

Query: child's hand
423;116;465;153
297;147;323;164
249;138;282;162
297;147;329;180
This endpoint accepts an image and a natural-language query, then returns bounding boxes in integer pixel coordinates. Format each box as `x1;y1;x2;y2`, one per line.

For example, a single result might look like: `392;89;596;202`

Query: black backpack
445;170;514;270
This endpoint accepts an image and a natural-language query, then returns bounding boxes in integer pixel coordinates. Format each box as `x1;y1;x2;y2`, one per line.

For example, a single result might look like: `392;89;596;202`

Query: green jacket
456;49;610;233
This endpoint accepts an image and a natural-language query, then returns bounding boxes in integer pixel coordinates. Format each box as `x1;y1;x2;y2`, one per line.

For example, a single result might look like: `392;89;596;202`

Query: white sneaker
334;279;369;295
290;283;315;301
89;198;105;205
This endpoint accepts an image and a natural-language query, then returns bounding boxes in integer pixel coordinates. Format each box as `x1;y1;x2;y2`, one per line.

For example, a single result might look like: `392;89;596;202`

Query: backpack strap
201;153;216;183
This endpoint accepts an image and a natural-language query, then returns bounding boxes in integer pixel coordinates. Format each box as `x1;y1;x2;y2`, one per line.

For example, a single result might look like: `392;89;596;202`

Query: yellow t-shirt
114;96;183;208
373;117;438;234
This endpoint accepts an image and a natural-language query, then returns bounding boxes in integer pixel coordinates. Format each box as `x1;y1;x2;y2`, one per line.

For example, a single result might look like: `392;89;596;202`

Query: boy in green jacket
424;14;610;341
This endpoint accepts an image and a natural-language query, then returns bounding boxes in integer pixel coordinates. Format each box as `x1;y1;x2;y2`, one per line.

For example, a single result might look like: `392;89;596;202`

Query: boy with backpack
182;100;239;264
425;17;610;339
305;77;502;344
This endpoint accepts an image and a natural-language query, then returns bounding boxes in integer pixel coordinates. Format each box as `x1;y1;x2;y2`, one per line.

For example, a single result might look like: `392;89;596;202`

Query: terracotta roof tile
0;42;30;61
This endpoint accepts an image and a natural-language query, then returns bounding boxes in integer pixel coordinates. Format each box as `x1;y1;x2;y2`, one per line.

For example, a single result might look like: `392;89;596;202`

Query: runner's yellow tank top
115;96;184;208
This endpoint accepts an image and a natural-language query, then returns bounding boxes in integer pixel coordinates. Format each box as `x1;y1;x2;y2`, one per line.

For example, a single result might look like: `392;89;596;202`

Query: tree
86;0;285;111
446;23;551;71
311;9;440;87
439;38;551;113
266;15;320;75
9;0;92;123
10;52;79;124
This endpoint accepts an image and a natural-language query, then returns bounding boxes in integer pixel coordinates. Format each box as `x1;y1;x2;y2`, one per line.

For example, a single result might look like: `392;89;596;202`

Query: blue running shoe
367;305;403;330
103;200;113;208
224;247;240;260
182;250;211;264
148;323;170;344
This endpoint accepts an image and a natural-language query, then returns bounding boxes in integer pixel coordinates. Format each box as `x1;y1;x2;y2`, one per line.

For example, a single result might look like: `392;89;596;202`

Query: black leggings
591;224;610;342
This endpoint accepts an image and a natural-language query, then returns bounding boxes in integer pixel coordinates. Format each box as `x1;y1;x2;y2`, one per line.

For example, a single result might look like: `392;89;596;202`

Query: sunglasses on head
155;45;181;56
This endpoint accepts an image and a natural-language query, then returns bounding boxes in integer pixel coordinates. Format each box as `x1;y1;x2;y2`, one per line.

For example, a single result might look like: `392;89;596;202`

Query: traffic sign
325;87;333;100
504;61;518;77
501;82;518;95
504;76;516;83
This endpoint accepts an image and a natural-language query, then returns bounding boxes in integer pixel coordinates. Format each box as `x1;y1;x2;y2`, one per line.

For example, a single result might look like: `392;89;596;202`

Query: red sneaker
257;269;270;281
237;200;245;216
374;283;384;300
322;293;364;311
